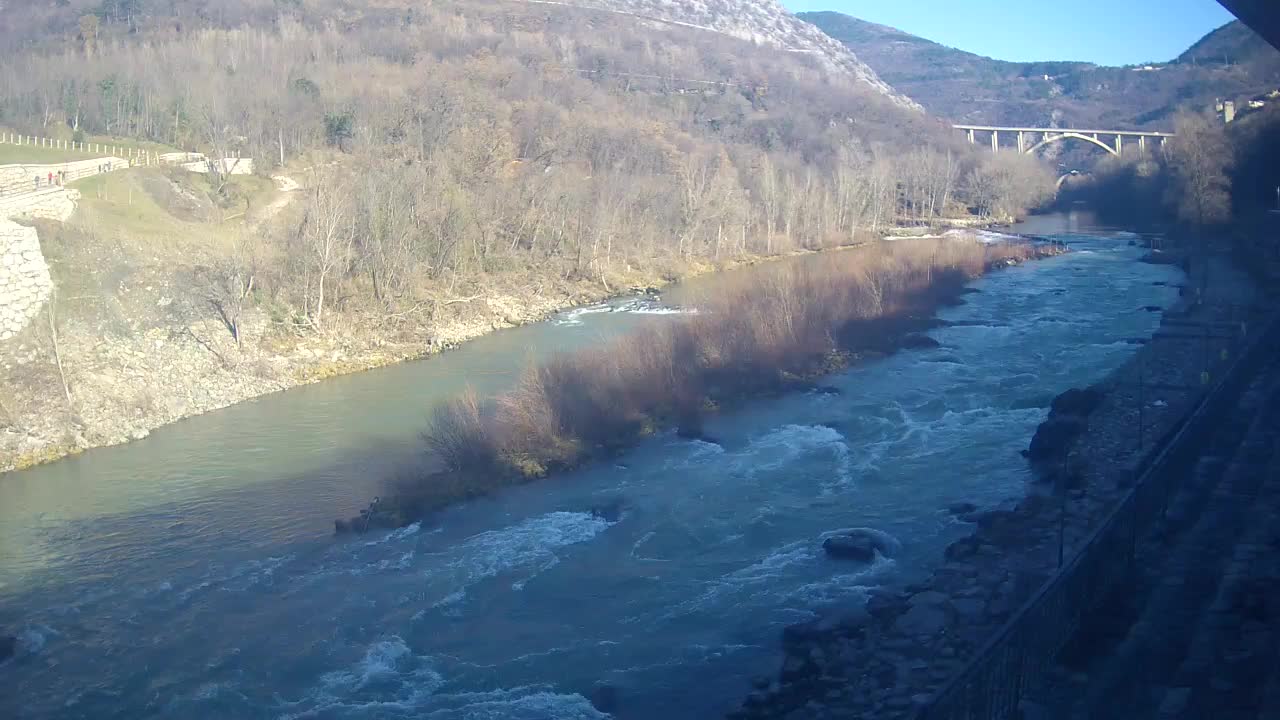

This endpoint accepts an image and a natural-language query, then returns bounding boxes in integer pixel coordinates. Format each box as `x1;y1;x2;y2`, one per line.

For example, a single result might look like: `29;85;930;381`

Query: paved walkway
0;155;130;220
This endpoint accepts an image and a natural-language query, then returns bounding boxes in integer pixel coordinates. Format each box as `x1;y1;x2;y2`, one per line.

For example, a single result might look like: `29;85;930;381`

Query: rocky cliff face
524;0;921;109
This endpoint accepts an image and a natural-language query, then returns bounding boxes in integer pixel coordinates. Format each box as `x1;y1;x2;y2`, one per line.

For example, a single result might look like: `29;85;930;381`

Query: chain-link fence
914;277;1277;720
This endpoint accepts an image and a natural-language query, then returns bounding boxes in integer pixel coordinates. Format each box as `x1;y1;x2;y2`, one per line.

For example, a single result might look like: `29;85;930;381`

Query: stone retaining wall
0;157;129;196
0;188;80;222
0;218;53;341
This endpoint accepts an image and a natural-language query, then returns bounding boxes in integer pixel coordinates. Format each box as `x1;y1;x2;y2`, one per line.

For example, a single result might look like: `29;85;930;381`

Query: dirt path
249;174;301;230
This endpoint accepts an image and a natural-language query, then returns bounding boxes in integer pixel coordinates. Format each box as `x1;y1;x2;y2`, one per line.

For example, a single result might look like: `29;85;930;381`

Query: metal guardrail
914;309;1280;720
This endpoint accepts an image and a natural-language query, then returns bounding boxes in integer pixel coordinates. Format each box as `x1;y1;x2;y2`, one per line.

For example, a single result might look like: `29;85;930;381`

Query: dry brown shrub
408;238;1048;502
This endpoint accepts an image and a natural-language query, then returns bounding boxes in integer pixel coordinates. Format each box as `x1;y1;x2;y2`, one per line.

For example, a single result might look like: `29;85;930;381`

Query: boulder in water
0;633;15;663
1026;386;1104;463
944;536;981;561
823;535;877;562
590;499;625;522
822;529;892;562
901;334;941;350
1049;387;1105;419
1027;416;1087;462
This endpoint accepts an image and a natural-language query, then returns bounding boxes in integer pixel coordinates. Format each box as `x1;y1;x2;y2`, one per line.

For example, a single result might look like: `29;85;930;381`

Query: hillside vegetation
804;13;1280;130
0;0;1056;471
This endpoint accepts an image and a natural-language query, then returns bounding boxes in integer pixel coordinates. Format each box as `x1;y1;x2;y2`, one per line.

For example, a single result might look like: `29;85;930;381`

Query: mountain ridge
511;0;922;109
801;12;1280;129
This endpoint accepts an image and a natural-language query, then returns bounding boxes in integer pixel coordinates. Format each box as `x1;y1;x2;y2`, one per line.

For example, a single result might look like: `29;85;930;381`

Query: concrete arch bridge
954;125;1175;156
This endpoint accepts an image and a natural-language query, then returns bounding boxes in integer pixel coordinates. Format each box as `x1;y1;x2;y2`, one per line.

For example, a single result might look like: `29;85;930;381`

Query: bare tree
294;170;354;330
195;232;257;347
1165;110;1234;226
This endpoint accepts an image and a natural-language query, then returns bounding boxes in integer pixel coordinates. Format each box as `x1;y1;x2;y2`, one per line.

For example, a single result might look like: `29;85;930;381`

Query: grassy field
69;168;276;252
0;143;102;165
32;166;282;341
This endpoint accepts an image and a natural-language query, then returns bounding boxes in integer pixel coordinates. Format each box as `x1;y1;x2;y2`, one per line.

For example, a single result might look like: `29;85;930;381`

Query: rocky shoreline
727;252;1266;719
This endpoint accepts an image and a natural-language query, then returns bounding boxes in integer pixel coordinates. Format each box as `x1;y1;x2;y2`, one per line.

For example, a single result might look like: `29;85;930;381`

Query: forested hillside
0;0;1055;470
0;0;1048;269
803;12;1280;130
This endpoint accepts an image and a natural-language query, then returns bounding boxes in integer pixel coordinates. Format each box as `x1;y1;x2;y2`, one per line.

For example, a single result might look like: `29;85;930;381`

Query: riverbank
729;243;1269;719
0;222;993;476
344;236;1066;531
0;250;735;474
1;216;1184;720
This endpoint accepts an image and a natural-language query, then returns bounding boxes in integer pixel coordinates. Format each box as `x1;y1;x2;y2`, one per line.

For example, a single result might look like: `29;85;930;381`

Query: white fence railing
0;131;165;167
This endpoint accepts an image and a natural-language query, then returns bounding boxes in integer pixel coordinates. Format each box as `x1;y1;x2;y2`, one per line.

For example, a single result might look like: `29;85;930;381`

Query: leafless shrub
407;238;1041;499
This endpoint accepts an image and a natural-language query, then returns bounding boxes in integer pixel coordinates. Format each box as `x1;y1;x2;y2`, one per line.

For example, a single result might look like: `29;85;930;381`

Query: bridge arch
1026;132;1118;157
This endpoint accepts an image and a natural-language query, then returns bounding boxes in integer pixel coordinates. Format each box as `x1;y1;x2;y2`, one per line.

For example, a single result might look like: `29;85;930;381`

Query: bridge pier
967;129;975;145
1140;136;1146;153
991;130;999;153
1116;134;1123;155
1017;131;1026;153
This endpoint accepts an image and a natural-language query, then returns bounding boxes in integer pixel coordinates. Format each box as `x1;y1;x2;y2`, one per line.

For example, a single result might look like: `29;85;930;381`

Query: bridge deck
953;125;1175;137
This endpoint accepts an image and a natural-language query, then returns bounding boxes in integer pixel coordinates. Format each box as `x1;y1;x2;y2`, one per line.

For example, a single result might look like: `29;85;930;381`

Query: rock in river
1049;387;1105;418
1027;415;1086;463
901;334;941;350
823;529;894;562
590;498;625;522
1025;386;1104;463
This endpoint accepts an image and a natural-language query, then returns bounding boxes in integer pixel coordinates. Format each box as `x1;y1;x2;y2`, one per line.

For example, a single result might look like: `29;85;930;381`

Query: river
0;212;1183;719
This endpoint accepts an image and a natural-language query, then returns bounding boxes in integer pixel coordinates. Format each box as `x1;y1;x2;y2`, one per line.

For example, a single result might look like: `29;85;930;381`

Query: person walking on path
47;172;53;187
33;175;39;191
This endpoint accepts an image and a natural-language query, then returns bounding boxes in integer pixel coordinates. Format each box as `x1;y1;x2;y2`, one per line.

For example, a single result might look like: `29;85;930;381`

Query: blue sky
781;0;1238;66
